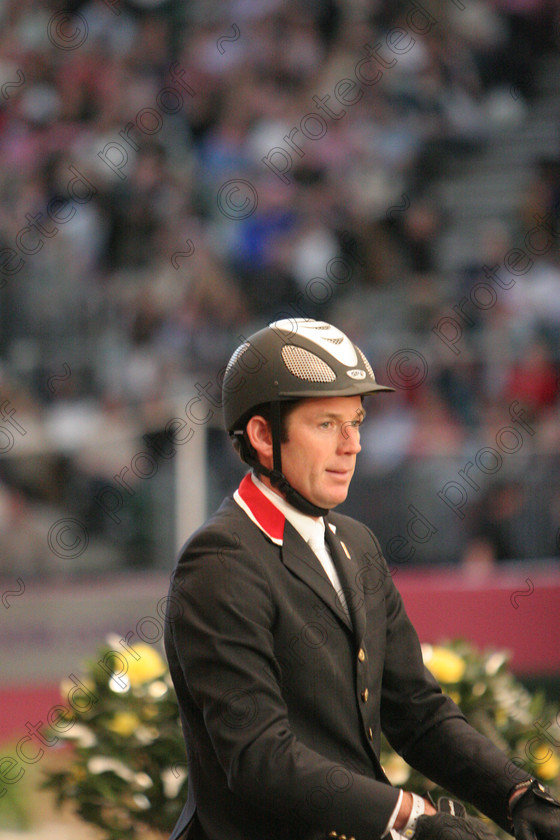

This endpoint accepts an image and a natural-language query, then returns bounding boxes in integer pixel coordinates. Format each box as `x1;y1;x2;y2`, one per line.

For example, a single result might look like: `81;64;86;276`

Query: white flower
87;757;135;781
106;633;124;649
485;652;507;676
162;766;187;799
135;725;159;744
147;680;168;698
134;772;153;790
420;643;433;661
63;724;97;748
109;675;130;693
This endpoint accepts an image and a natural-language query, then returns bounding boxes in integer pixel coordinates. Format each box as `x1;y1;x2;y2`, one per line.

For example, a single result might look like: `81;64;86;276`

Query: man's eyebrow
314;408;366;421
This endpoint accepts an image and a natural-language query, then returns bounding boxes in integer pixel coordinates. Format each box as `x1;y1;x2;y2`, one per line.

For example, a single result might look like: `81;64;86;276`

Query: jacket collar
233;473;364;638
234;472;330;546
233;473;285;545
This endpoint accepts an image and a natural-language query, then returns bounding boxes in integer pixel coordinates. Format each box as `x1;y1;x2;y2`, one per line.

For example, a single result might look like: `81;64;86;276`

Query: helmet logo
346;368;366;380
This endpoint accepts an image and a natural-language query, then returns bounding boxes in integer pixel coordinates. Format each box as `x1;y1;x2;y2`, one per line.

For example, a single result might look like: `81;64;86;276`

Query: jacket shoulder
169;495;275;613
174;494;268;565
328;509;380;547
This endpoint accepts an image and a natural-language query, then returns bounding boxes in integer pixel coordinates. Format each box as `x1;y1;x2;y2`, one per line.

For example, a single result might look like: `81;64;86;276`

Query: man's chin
317;488;349;510
290;476;351;510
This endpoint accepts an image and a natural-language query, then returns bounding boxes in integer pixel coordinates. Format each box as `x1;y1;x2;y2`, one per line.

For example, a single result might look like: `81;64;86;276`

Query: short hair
231;400;302;464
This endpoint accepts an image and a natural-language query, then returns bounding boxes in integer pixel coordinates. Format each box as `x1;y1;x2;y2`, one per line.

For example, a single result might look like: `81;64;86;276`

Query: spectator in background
463;481;526;571
502;340;558;421
0;0;559;572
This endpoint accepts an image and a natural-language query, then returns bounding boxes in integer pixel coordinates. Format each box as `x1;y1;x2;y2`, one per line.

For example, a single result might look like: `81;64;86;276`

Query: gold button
340;836;347;840
368;726;373;740
358;648;365;662
361;688;368;702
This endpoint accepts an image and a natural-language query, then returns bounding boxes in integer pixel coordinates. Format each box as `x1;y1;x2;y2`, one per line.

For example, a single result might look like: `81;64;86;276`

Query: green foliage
43;637;560;839
381;640;560;835
42;639;187;840
0;760;32;830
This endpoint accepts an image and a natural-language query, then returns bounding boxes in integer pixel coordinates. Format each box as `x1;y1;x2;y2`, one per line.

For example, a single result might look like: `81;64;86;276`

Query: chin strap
258;463;329;517
233;401;329;517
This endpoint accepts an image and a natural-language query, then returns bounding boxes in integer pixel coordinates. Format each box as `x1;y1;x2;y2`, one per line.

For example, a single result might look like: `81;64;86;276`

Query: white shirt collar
248;473;347;615
251;472;325;547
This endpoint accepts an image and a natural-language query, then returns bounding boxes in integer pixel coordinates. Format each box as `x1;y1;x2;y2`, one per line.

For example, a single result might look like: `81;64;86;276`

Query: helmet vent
224;342;250;377
357;347;376;380
281;345;336;382
324;337;344;345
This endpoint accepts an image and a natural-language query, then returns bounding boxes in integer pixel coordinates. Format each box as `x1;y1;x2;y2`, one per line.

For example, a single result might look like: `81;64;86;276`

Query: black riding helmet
222;318;394;516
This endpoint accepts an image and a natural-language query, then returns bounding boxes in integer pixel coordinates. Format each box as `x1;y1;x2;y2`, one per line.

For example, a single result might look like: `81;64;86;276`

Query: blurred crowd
0;0;559;572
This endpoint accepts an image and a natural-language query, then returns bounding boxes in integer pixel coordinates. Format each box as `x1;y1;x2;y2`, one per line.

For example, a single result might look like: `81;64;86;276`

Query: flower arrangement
381;640;560;827
43;637;188;839
43;637;560;839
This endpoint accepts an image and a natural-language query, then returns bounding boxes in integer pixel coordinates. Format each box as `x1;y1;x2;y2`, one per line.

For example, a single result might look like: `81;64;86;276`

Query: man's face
280;395;364;510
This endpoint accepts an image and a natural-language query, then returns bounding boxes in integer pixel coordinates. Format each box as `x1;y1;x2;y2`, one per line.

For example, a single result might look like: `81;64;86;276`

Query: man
164;319;560;840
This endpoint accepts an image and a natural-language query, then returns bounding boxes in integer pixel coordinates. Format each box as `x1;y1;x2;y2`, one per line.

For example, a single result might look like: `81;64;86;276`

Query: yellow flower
495;709;508;727
142;704;159;720
531;743;560;781
106;712;141;737
126;645;166;686
424;646;466;684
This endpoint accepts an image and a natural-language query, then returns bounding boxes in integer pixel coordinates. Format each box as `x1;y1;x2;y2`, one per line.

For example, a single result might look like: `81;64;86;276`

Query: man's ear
246;415;273;468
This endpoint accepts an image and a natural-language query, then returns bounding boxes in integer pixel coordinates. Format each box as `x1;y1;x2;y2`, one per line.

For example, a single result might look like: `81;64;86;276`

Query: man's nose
338;422;361;454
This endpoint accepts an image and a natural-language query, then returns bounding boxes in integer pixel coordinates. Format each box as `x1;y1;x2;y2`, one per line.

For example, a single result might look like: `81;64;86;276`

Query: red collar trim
233;473;285;545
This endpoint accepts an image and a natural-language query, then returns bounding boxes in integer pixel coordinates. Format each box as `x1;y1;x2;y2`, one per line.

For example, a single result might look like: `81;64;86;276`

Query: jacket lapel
281;521;353;632
234;473;356;634
324;521;367;645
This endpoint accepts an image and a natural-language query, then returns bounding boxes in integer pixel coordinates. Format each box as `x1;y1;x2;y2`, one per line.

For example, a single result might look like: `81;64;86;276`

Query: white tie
307;524;328;560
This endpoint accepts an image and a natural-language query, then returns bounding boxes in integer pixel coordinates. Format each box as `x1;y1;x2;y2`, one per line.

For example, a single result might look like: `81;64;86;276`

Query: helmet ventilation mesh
357;347;375;380
281;345;336;382
224;342;249;377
